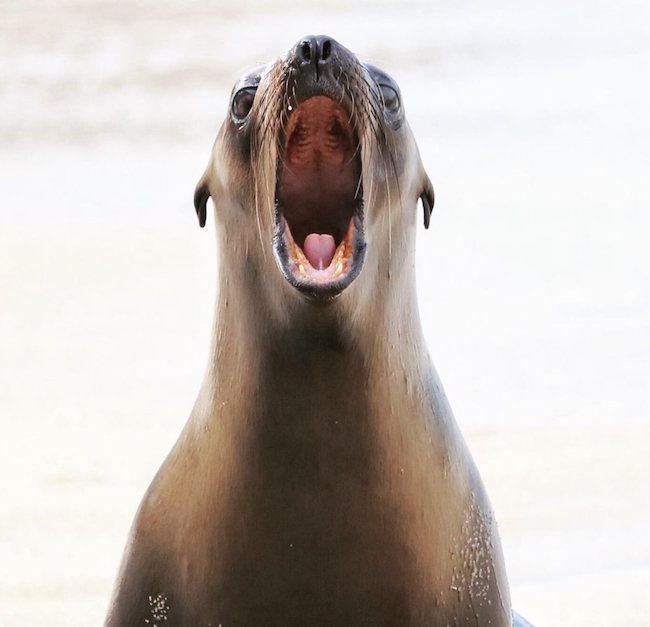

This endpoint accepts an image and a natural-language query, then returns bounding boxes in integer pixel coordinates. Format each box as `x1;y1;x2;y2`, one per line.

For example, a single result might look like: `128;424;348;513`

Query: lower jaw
273;214;367;301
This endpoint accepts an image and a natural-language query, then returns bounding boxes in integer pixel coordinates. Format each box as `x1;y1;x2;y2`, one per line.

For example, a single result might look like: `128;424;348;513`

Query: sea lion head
194;36;434;303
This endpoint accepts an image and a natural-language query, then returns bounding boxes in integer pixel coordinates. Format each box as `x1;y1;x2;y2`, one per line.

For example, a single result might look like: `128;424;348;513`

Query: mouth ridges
279;96;360;246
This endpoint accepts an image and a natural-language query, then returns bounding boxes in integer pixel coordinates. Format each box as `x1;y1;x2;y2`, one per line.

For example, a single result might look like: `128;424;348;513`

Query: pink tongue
303;233;336;270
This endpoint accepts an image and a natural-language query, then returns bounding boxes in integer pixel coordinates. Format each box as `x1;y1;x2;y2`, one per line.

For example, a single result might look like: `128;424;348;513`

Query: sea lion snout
285;35;359;106
293;35;335;71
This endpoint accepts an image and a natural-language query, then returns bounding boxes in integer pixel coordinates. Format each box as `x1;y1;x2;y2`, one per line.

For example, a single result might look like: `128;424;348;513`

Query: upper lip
273;94;366;299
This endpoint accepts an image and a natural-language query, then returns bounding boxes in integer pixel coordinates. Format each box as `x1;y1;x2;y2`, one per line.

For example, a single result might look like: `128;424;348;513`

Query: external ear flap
193;174;211;228
419;174;435;229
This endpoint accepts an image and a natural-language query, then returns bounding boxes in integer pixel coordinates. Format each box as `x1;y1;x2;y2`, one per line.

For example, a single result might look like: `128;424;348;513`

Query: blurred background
1;1;649;625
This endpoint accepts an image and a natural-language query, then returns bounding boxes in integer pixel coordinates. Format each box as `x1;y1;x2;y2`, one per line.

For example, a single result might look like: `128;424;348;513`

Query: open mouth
273;96;366;299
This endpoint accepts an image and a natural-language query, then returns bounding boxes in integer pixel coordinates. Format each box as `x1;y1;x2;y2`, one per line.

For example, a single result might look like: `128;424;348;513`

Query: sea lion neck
199;251;426;425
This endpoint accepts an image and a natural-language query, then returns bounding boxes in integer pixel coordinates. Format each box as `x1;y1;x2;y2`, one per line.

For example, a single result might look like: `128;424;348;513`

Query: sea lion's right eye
379;84;401;116
232;87;257;121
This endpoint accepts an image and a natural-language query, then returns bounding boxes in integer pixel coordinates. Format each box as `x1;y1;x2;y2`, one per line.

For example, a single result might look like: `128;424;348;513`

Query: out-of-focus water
1;1;649;625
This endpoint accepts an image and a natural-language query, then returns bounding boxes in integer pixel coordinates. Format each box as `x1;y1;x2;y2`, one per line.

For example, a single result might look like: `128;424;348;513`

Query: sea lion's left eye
232;87;257;121
379;84;400;116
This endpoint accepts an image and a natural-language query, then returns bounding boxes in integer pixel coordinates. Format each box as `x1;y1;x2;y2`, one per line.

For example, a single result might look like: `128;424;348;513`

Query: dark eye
379;84;400;116
232;87;256;121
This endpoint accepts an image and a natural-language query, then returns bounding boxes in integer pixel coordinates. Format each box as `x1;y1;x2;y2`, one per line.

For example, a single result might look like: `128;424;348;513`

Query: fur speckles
144;594;169;626
448;494;507;625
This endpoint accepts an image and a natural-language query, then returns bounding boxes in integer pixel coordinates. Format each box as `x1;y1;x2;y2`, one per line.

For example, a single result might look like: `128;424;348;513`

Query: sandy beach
1;1;649;625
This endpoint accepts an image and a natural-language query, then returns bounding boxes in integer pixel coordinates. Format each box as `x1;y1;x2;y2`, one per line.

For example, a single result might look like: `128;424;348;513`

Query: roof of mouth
279;96;361;249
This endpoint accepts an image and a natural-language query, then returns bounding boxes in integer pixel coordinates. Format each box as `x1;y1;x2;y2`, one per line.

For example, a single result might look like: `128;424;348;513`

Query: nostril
321;39;331;61
300;41;312;62
295;36;335;68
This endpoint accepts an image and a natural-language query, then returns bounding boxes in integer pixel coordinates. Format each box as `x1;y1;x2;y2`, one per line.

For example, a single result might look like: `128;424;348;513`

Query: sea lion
104;36;533;627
